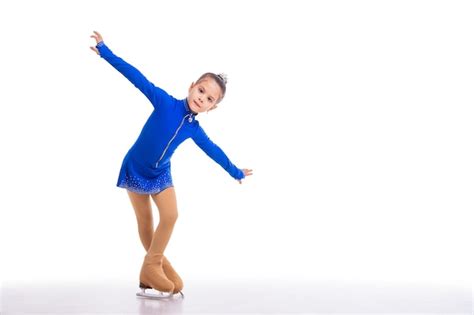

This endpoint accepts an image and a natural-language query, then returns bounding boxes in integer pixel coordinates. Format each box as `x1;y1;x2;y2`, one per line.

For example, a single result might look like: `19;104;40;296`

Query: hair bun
217;73;228;85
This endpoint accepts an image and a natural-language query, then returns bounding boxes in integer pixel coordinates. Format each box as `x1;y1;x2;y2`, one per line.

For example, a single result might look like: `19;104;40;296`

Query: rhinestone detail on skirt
117;168;173;195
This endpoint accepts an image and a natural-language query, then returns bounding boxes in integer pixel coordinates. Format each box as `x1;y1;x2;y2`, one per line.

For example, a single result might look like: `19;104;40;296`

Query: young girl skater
90;31;252;298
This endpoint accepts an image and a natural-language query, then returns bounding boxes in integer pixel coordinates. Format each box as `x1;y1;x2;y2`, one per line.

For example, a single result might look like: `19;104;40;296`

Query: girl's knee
160;211;178;224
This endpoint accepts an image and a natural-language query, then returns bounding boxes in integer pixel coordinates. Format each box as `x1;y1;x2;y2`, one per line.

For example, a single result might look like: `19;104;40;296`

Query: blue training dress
96;42;244;194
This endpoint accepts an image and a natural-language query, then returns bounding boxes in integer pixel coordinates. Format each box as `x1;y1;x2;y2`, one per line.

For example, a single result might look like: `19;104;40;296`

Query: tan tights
127;187;178;255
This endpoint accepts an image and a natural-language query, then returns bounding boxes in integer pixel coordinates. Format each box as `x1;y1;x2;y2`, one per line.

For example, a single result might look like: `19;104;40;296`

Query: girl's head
187;73;227;114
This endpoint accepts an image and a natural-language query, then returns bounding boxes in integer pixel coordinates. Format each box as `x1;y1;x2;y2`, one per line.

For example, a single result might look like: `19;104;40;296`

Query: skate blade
136;288;174;300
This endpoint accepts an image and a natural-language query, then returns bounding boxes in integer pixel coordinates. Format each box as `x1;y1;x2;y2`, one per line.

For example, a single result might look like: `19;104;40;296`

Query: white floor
1;280;471;314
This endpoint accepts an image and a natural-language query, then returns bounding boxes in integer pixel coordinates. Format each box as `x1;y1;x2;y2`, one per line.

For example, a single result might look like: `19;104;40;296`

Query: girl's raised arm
90;31;170;110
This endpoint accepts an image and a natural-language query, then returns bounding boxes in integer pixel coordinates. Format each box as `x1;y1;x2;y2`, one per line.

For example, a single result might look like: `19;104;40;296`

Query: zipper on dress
155;113;193;168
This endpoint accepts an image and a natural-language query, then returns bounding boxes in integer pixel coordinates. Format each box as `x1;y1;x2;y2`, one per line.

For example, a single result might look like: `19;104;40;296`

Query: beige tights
127;187;178;254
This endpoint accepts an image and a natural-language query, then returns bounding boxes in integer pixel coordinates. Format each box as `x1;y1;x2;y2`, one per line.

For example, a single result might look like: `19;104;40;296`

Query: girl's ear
189;82;195;92
208;97;222;112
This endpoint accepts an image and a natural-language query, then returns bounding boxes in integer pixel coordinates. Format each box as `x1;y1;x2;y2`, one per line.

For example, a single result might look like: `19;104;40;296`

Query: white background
0;0;472;291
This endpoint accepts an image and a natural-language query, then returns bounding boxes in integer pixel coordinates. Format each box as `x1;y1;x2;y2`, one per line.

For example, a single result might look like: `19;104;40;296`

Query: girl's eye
208;97;213;102
199;88;203;93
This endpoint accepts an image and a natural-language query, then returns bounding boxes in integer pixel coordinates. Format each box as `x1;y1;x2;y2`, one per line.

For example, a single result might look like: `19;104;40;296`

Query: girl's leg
148;187;178;255
149;187;183;294
127;190;154;251
136;187;177;293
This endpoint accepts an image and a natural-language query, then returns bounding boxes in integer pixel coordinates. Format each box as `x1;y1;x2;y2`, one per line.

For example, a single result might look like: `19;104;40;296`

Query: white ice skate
136;283;184;299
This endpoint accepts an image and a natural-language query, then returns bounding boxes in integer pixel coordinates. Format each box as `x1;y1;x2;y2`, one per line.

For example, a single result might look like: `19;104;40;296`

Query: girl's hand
238;168;253;184
89;31;104;55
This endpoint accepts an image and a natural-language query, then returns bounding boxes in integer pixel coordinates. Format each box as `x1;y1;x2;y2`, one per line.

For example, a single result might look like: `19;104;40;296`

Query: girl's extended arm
90;31;169;109
192;124;252;183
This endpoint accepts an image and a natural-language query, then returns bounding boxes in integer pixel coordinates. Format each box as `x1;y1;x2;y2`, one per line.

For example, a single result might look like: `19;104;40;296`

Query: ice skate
137;253;175;299
162;256;184;298
136;284;175;300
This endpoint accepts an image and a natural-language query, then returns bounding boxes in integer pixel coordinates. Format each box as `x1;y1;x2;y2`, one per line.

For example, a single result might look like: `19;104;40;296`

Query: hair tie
217;73;228;85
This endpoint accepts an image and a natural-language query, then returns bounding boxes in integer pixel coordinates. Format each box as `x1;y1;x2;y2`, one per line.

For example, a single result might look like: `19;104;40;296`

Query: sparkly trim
117;172;173;195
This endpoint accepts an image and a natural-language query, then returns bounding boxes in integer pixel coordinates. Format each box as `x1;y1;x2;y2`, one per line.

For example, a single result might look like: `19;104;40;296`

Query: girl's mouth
193;100;201;108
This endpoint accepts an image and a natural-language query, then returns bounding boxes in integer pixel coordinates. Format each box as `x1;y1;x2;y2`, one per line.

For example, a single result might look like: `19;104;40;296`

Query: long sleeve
96;42;170;109
192;124;244;180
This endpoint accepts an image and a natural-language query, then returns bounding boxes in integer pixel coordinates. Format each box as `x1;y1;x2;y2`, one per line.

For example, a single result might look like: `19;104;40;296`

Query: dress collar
184;98;198;116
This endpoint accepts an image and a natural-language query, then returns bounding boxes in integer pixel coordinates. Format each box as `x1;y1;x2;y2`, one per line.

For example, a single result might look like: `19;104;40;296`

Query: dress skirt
116;152;173;195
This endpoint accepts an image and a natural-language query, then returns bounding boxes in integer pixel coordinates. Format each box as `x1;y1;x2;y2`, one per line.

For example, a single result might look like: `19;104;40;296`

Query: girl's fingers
90;31;103;44
90;46;99;54
93;31;103;41
90;35;99;43
89;31;102;55
237;169;253;184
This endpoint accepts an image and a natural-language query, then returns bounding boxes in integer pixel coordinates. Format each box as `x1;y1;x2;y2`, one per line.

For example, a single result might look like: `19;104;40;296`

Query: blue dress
97;42;244;194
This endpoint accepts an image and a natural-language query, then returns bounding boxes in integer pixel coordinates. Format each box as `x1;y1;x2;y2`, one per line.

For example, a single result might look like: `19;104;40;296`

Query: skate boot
162;256;184;297
137;253;175;299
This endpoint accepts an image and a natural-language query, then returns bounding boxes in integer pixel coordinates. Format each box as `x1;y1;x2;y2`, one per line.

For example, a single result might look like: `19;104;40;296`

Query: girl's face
187;79;222;114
